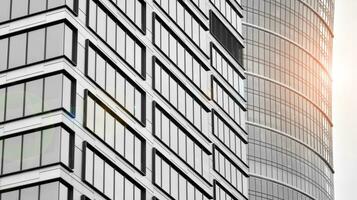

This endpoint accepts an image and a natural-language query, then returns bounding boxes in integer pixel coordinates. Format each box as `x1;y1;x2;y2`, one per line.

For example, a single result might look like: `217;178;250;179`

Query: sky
332;0;357;199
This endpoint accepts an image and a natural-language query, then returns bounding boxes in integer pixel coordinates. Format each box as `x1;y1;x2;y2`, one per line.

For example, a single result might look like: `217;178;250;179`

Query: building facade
242;0;335;199
0;0;247;200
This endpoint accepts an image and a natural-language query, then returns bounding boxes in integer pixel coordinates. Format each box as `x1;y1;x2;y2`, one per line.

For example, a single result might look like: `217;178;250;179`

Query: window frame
0;123;74;177
85;41;146;126
82;141;146;200
0;70;76;125
152;101;212;185
0;19;78;73
83;89;146;174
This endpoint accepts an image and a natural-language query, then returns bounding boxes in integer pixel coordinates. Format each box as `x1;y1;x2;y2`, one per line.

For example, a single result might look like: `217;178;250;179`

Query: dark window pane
9;33;27;69
0;0;10;22
0;38;9;71
3;136;22;174
20;186;39;200
22;131;41;170
29;0;46;14
6;84;25;120
47;0;65;9
41;127;61;165
1;190;19;200
44;74;62;111
46;24;64;59
11;0;29;19
27;29;45;64
25;79;43;116
40;182;59;200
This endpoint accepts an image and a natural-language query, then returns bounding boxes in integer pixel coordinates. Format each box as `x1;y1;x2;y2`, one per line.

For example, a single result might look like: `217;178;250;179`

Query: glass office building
0;0;248;200
242;0;335;199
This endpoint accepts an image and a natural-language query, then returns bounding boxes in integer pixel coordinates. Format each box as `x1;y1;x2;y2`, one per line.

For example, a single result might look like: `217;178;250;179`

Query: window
213;111;247;163
153;102;211;183
0;72;75;124
0;124;73;176
210;0;243;33
110;0;145;31
210;11;243;65
214;180;243;200
211;44;245;95
85;42;146;124
212;78;245;128
153;16;209;94
153;150;211;200
84;90;145;173
87;0;145;78
83;142;145;200
0;21;77;73
153;59;211;138
154;0;207;54
213;146;248;197
0;0;77;24
0;180;72;200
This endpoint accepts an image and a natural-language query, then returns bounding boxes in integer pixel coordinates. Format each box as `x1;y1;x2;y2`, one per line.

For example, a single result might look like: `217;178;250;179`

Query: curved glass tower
242;0;335;199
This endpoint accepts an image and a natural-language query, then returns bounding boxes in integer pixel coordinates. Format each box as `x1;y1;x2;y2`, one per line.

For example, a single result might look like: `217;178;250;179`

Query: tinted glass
41;127;61;165
0;39;8;71
11;0;29;19
0;0;10;22
6;84;24;120
1;191;19;200
25;79;43;115
9;33;27;69
40;182;59;200
44;74;62;111
2;136;22;174
46;24;64;59
27;29;45;63
20;186;39;200
29;0;46;14
22;131;41;170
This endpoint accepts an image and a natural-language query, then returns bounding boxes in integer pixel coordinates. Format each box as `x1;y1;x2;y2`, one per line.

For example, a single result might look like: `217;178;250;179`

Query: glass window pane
22;131;41;170
1;191;19;200
116;73;125;105
44;74;62;111
20;186;39;200
41;127;61;165
0;89;4;122
62;76;72;113
94;155;104;191
126;36;135;67
125;129;134;164
106;63;116;97
60;129;70;166
6;84;24;120
88;0;97;30
64;26;73;60
0;0;10;22
95;104;105;139
116;28;125;58
104;163;114;199
47;0;65;9
29;0;46;14
59;183;68;200
115;171;124;200
126;83;135;114
46;24;64;59
40;182;59;200
125;180;133;200
107;17;116;49
3;136;22;174
87;47;96;79
9;34;27;69
27;29;45;64
115;121;125;155
96;55;106;88
0;38;9;71
105;114;115;147
85;148;93;183
11;0;29;19
97;7;107;40
25;79;43;116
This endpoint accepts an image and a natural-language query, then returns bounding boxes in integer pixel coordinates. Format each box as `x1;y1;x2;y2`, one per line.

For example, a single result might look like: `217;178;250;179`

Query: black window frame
86;0;146;79
82;141;146;200
0;19;78;74
84;40;146;126
152;101;212;185
0;70;76;125
83;89;146;174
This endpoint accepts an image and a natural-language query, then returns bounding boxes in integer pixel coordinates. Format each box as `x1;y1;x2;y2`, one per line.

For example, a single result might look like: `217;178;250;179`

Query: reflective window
153;59;211;138
154;150;211;200
211;44;245;95
85;42;145;124
110;0;145;31
84;90;145;172
154;0;207;54
87;0;145;77
0;0;77;23
213;146;248;197
1;180;71;200
212;78;245;127
210;12;243;65
210;0;242;33
0;72;75;123
83;143;145;200
153;103;210;182
0;125;73;176
153;17;209;94
0;21;76;72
